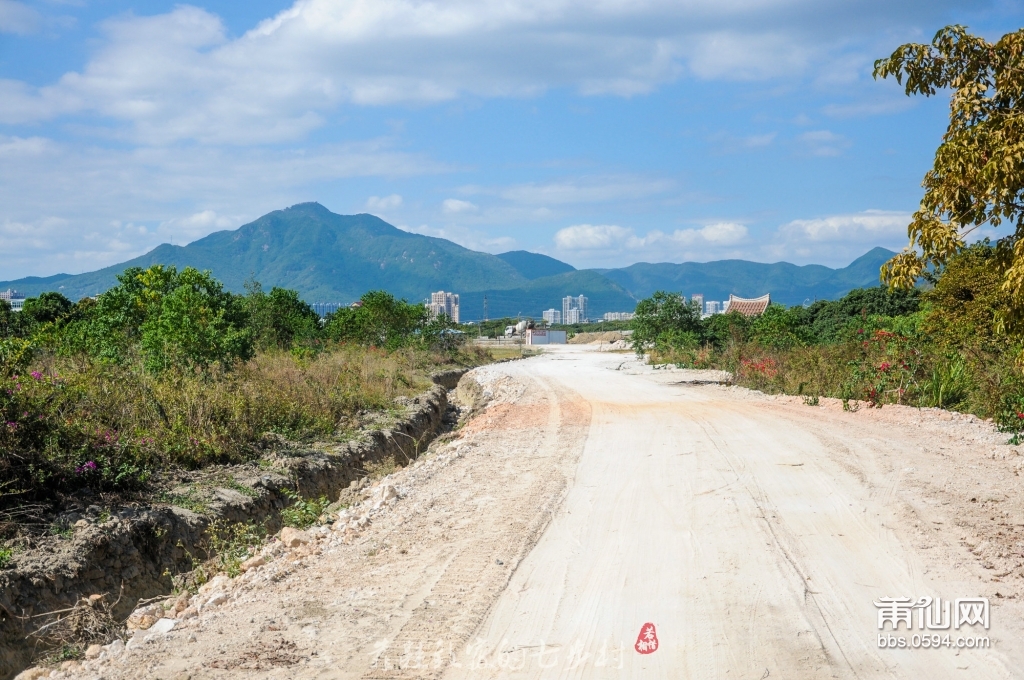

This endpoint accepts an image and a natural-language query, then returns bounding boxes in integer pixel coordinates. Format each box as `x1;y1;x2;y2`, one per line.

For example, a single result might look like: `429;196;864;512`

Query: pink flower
75;461;98;475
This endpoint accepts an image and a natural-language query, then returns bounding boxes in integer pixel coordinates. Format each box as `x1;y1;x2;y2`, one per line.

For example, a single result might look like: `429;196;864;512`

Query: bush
279;490;330;529
630;291;702;355
325;291;426;349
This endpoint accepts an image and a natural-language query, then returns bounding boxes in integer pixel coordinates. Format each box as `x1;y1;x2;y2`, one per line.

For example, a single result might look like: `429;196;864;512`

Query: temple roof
727;293;771;317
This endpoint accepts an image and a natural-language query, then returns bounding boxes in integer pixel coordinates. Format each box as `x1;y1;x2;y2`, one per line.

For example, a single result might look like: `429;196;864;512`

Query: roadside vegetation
0;266;482;514
632;241;1024;437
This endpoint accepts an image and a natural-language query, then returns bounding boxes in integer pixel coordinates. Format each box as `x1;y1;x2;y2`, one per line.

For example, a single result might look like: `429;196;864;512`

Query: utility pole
483;295;488;322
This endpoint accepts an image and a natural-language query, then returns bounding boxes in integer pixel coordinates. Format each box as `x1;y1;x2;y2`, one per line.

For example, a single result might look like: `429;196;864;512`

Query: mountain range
0;202;895;319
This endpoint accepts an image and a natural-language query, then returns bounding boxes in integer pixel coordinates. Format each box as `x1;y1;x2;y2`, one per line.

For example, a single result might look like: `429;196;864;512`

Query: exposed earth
32;345;1024;679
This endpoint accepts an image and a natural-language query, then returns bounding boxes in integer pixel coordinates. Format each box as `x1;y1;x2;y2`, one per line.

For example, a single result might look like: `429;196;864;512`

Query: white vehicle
504;320;532;337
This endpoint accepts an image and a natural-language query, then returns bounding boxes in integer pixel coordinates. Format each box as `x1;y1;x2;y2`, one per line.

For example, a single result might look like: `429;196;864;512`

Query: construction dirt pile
566;331;626;345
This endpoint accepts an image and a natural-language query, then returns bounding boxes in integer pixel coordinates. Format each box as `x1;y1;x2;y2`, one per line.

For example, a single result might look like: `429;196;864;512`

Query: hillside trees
874;26;1024;335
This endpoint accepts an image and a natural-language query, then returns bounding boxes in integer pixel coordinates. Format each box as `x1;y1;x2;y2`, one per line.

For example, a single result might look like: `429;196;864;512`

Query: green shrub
206;520;265;578
280;490;330;529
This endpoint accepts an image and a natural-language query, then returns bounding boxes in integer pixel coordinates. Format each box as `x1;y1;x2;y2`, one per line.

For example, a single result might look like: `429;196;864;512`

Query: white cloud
554;221;748;259
686;31;808;80
765;209;911;265
0;0;39;34
692;222;747;244
798;129;851;157
554;224;633;250
158;210;241;244
366;194;404;211
0;0;942;144
492;177;674;206
777;210;909;243
442;198;477;214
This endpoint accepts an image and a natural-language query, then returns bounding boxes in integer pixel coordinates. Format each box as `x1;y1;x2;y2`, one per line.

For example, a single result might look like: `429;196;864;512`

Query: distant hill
0;203;895;319
0;203;527;303
599;247;896;307
495;251;575;279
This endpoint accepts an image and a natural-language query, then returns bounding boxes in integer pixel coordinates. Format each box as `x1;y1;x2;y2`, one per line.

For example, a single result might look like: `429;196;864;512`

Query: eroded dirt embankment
0;371;467;680
32;361;587;680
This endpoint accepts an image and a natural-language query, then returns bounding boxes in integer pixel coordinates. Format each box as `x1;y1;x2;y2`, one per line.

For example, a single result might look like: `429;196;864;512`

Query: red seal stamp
635;622;659;654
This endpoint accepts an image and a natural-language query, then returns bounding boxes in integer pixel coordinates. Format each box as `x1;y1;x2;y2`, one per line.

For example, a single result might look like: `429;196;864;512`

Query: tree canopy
874;25;1024;334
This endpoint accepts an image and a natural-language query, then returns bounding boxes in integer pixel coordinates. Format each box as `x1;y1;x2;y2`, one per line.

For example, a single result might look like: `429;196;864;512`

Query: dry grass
25;592;124;664
1;343;471;505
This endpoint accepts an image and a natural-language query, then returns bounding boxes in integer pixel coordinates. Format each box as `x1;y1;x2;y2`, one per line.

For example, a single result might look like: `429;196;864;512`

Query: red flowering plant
840;327;924;409
995;395;1024;444
737;356;781;391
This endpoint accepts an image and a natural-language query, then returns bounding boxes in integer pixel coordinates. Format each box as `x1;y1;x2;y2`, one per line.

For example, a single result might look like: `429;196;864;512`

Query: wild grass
1;343;480;506
658;332;1024;433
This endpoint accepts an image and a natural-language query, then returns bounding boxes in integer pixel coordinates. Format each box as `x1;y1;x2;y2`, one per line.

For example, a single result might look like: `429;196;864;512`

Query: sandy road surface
59;346;1024;680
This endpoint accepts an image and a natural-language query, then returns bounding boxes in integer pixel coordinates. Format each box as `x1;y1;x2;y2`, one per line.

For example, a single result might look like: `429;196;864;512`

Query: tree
78;265;253;370
421;313;465;353
702;310;750;350
244;281;321;349
0;299;13;339
803;287;921;343
749;304;810;350
629;291;702;355
21;292;74;325
874;26;1024;334
324;291;426;349
921;240;1007;351
139;268;253;372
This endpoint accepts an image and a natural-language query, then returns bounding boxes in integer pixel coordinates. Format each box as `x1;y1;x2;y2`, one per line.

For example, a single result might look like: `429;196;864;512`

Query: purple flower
30;371;42;380
75;461;98;475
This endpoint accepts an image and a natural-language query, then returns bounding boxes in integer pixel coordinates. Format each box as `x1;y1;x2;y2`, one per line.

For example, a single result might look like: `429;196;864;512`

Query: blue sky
0;0;1021;278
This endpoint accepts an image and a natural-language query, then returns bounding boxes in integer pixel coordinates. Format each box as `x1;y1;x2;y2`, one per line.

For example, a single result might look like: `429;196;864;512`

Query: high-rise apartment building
562;295;588;325
691;294;704;312
705;301;721;315
542;309;561;325
428;291;460;323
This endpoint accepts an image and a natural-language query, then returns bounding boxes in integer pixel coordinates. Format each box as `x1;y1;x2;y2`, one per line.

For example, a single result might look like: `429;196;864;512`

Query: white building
427;291;460;323
542;309;561;325
603;312;635;321
0;289;25;312
705;301;721;315
562;295;588;325
691;294;704;312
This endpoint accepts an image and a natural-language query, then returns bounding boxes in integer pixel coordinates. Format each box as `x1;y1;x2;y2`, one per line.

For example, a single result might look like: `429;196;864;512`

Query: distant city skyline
0;1;1020;280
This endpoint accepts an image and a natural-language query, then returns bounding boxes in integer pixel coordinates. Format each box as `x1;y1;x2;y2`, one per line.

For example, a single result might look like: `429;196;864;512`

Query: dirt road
56;346;1024;679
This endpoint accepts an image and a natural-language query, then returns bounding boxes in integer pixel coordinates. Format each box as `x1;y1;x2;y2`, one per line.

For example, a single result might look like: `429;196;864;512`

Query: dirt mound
567;331;624;344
